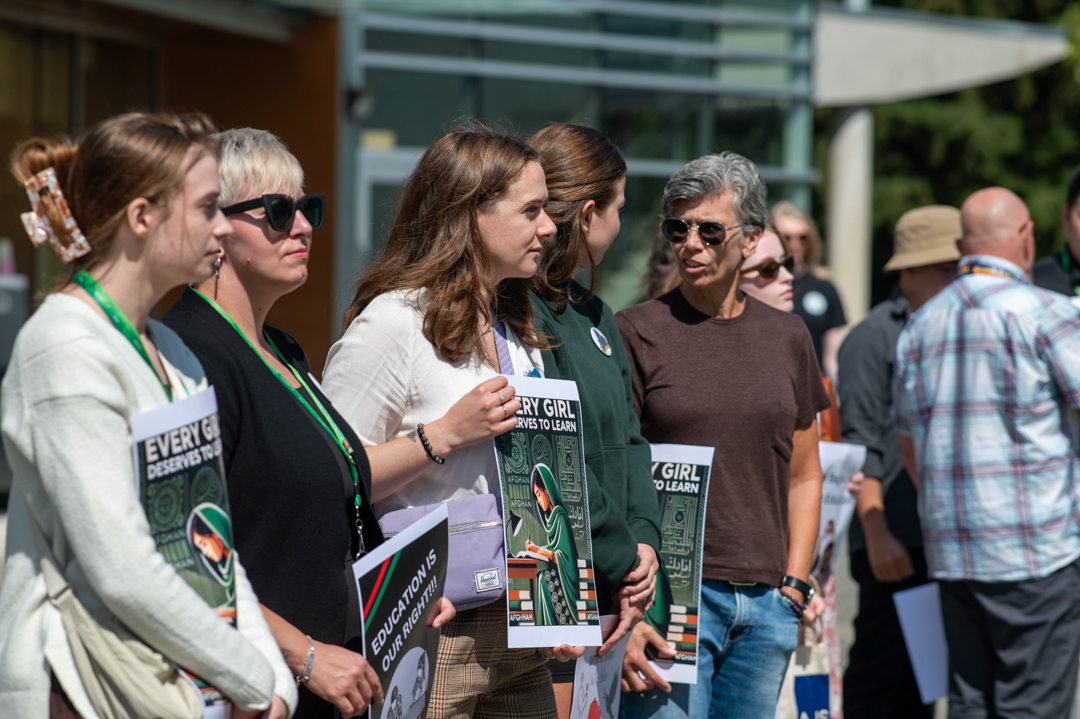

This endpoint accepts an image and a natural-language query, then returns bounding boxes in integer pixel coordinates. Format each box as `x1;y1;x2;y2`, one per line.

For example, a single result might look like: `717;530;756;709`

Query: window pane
479;78;591;137
82;38;154;126
366;69;470;147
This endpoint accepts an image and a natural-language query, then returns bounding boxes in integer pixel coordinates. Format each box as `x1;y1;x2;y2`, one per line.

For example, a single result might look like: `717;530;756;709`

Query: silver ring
499;393;507;403
502;406;509;420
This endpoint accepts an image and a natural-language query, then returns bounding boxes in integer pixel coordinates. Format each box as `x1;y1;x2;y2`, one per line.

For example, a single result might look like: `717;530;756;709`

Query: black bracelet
782;575;814;601
417;423;445;465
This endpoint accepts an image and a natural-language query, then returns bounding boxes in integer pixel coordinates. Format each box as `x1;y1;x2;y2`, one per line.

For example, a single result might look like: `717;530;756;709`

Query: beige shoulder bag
30;514;203;719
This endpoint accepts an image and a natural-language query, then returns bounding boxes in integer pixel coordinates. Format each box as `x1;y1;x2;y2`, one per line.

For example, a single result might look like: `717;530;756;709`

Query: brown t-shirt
615;290;830;585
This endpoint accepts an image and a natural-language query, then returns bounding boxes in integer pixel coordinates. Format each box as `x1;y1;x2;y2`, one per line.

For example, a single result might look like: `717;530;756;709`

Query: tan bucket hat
883;205;963;272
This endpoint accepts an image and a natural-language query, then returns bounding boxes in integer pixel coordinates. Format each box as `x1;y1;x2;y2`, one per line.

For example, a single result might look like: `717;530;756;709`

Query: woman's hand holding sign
367;377;522;503
621;544;659;606
538;644;585;661
427;596;456;628
424;377;520;456
598;545;659;656
621;622;677;693
304;640;384;718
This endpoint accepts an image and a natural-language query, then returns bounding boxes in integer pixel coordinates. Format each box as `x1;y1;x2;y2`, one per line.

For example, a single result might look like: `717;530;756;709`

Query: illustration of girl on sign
525;463;581;626
188;502;235;592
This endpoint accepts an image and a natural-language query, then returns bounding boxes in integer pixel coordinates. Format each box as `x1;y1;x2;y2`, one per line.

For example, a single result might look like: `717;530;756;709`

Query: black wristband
782;575;814;600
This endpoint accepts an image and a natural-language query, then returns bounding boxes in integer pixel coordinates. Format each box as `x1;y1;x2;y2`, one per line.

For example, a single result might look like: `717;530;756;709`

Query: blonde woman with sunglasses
164;128;454;719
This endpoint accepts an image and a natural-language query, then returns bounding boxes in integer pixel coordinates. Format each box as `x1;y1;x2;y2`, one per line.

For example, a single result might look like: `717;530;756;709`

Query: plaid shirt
894;255;1080;581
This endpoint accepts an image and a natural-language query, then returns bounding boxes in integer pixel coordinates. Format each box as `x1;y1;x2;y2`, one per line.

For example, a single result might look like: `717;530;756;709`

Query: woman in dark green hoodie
528;123;668;717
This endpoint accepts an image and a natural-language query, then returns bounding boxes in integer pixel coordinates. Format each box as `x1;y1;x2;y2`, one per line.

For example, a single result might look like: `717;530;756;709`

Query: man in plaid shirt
894;187;1080;718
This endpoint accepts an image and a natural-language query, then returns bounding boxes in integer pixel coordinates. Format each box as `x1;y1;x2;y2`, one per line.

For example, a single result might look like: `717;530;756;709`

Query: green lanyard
192;289;365;557
72;270;174;401
1061;247;1080;296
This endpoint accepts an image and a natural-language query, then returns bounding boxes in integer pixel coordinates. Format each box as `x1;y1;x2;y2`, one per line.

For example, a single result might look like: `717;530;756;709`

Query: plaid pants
429;602;558;719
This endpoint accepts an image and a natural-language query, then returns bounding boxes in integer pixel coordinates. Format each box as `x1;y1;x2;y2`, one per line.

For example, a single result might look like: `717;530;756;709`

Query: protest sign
570;616;632;719
493;374;602;648
809;442;866;586
644;443;715;684
130;388;231;716
354;503;449;719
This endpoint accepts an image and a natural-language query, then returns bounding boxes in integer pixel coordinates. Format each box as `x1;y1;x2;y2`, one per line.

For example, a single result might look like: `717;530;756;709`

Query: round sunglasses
221;193;325;233
660;218;755;246
739;254;795;282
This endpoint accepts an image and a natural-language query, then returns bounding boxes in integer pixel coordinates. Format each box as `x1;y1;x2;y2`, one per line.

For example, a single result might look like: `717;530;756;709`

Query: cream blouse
323;290;544;516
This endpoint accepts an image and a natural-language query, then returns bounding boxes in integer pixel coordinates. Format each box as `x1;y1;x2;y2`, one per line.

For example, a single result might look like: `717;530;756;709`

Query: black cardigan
165;289;383;708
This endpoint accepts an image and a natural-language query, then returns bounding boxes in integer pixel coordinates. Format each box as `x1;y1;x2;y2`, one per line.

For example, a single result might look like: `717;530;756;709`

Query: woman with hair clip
0;114;294;718
527;123;664;719
164;128;455;719
322;125;578;719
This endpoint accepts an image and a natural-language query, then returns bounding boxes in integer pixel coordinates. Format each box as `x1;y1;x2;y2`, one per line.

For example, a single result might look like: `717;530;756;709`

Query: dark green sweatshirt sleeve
532;297;641;600
604;307;662;553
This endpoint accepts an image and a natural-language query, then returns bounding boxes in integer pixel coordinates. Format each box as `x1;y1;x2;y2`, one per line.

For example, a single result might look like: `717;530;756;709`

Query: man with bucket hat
838;205;961;719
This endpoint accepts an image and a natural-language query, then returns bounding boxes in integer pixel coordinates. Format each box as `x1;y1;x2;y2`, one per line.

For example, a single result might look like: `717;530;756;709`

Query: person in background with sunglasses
616;152;828;719
164;128;454;719
736;225;796;311
771;201;846;386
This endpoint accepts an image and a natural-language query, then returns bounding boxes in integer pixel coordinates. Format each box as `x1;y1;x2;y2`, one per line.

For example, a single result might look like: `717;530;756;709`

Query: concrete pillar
783;0;813;210
826;107;874;325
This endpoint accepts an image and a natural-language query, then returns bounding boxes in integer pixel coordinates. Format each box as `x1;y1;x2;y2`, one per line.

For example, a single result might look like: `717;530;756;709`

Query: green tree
817;0;1080;305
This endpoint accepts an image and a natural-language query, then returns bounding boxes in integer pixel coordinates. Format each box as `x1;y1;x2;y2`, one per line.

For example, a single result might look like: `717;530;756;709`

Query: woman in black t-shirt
164;128;453;719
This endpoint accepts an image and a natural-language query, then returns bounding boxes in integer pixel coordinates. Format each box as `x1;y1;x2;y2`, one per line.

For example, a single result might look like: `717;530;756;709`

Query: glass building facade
335;0;816;316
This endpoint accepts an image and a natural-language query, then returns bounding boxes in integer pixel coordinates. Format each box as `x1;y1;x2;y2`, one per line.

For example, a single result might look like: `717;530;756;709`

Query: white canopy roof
815;5;1068;107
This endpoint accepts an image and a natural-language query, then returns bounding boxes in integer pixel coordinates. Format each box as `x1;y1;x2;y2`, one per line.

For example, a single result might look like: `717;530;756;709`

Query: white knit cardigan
0;294;297;718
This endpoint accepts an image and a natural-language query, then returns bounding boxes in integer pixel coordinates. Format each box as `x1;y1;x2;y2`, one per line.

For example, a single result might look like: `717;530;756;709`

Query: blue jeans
620;580;799;719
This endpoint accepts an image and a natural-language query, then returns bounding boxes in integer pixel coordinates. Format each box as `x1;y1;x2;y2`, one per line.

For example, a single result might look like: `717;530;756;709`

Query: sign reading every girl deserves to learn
130;387;233;716
493;375;602;649
645;443;714;684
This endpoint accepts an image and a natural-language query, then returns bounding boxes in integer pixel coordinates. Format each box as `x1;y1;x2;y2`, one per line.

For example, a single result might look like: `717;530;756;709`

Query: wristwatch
782;575;815;601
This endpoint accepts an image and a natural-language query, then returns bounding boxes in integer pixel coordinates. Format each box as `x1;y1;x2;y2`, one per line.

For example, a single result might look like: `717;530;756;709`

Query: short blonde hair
213;127;303;207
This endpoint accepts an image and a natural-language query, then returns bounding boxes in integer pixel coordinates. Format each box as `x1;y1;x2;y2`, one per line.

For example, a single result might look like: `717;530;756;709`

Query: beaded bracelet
779;594;803;619
779;589;806;619
417;423;445;464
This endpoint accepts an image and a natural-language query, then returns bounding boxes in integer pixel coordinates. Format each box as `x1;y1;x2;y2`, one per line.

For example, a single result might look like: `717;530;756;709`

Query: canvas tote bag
29;514;203;719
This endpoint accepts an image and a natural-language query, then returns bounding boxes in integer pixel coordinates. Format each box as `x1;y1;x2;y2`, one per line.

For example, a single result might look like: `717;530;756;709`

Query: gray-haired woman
615;152;828;719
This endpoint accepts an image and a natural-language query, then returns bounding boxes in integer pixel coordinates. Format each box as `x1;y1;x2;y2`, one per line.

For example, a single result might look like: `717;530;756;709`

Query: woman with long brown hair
0;113;294;718
526;123;664;717
322;125;575;719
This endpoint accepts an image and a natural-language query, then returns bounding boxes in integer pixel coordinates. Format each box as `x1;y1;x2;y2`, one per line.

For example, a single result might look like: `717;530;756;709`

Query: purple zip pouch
378;493;506;612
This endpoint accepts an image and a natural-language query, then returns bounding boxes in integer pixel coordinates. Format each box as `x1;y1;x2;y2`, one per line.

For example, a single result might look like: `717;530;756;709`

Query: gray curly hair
661;151;767;228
